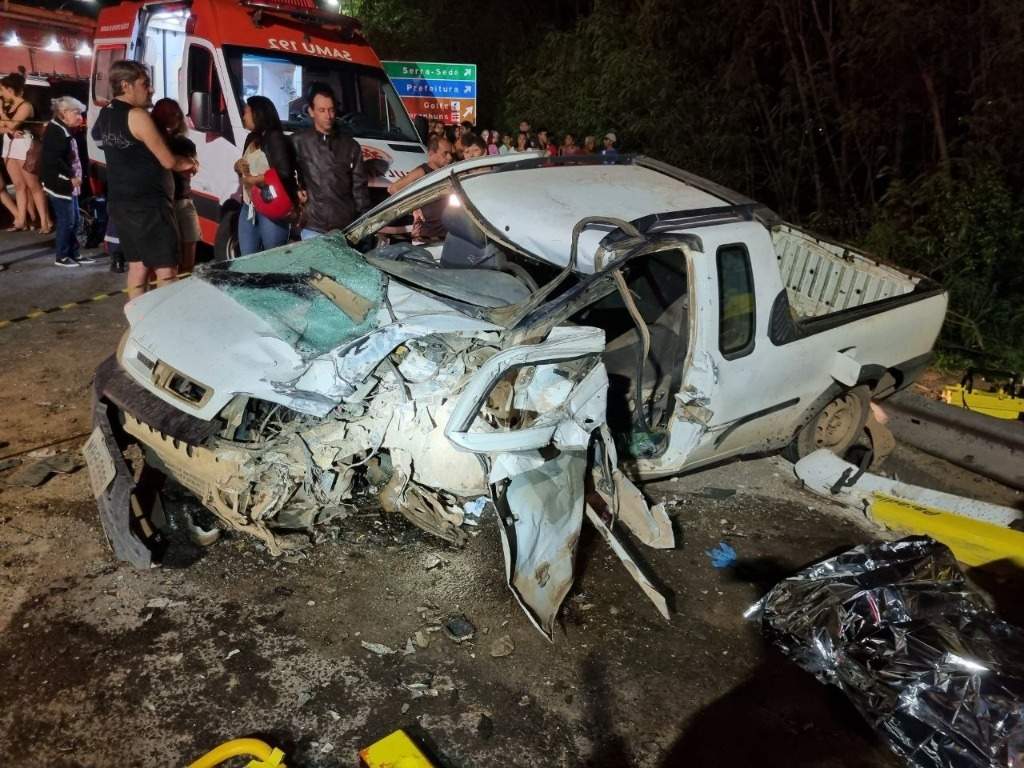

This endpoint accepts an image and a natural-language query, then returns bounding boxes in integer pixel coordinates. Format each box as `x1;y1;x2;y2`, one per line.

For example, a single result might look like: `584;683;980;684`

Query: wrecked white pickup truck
86;153;948;636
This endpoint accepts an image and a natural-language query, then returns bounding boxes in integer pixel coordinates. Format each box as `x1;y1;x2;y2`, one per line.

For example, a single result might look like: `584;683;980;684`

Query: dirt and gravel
1;231;1020;767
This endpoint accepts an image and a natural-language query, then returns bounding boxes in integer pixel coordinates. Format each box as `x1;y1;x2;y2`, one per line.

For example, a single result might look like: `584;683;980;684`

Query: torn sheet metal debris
752;537;1024;768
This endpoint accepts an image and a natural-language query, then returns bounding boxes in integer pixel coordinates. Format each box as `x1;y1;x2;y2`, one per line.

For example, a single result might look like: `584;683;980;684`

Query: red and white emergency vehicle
86;0;427;257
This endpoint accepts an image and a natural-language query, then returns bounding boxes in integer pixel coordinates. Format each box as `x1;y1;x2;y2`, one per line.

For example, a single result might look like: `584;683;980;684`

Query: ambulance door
182;40;244;244
87;3;140;168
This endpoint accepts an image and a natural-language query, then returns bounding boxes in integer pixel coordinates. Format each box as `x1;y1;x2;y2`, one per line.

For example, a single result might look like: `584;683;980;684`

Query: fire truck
86;0;427;258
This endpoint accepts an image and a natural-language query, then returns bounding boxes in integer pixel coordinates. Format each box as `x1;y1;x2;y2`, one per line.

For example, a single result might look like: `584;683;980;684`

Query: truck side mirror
190;92;213;132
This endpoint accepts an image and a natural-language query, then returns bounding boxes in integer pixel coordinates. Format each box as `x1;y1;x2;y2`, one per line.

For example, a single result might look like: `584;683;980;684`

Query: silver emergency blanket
752;536;1024;768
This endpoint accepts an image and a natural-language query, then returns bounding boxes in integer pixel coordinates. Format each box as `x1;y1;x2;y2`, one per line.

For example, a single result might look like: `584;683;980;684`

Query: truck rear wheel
784;386;871;461
214;208;240;262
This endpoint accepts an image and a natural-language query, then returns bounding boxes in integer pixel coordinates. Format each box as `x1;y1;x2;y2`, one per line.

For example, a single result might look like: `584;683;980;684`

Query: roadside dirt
1;232;1019;767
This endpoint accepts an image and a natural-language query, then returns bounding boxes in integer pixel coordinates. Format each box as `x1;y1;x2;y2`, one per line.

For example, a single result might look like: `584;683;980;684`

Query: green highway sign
383;60;479;125
383;61;476;82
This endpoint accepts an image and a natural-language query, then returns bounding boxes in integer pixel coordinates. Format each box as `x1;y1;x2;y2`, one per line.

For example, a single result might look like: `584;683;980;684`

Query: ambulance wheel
214;208;240;262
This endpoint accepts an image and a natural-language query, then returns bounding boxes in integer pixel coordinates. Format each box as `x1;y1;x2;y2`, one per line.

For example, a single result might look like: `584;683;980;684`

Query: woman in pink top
485;130;500;155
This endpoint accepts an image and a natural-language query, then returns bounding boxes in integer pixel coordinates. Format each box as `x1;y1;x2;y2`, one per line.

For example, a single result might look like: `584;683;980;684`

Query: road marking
0;273;192;330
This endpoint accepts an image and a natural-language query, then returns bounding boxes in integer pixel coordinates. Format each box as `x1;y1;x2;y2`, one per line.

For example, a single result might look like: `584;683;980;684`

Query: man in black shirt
292;82;370;239
91;60;196;298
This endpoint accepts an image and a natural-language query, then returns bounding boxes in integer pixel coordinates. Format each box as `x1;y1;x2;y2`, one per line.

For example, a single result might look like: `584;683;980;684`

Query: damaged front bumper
86;357;166;568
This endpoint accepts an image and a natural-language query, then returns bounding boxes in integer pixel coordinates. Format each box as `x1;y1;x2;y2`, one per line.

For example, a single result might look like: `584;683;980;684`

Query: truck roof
353;153;774;273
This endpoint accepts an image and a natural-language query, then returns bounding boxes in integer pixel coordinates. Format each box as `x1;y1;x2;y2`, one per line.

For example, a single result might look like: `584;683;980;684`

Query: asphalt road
0;230;1020;767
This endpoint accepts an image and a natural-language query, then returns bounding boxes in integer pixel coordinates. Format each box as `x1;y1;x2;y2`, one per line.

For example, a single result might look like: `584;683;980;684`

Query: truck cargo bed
772;224;919;318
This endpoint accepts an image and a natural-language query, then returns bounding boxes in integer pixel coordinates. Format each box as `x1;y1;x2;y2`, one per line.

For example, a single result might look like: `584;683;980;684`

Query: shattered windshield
195;233;385;357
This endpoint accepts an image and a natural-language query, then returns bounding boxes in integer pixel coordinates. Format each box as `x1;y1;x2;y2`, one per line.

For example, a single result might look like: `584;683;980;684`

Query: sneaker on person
55;257;80;268
75;254;97;264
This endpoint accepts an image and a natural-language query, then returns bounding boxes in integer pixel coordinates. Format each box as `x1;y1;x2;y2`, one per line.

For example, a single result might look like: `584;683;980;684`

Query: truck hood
121;235;503;421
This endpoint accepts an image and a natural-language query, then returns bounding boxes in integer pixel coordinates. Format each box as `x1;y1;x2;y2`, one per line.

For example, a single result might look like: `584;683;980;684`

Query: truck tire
213;208;240;262
784;385;871;462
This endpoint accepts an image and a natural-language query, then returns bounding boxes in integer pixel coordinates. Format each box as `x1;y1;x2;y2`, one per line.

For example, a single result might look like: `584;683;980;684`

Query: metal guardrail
879;390;1024;491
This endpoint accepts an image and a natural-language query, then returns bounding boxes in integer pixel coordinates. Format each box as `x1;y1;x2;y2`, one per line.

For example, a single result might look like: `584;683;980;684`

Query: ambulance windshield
223;47;420;143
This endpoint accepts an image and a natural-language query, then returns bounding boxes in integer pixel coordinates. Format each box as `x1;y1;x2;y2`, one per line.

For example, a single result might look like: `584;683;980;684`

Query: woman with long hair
485;129;500;155
1;69;51;233
151;98;200;273
234;95;298;255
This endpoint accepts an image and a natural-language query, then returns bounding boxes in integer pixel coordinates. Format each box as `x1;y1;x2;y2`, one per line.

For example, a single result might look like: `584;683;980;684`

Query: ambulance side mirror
190;92;213;132
414;115;429;144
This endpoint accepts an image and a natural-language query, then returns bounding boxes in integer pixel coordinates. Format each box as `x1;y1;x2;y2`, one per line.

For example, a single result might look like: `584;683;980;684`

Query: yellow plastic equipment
187;738;287;768
359;729;436;768
941;369;1024;420
870;494;1024;569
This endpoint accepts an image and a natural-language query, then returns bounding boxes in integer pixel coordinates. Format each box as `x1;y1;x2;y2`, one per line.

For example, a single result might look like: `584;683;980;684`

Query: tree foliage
353;0;1024;363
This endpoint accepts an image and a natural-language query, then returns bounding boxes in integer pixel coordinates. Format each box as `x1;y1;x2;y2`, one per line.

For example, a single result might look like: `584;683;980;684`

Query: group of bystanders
422;118;620;162
91;62;370;295
7;59;624;293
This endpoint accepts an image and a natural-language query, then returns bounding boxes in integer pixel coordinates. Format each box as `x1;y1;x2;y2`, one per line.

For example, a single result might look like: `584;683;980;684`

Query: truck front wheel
214;208;240;262
785;386;871;461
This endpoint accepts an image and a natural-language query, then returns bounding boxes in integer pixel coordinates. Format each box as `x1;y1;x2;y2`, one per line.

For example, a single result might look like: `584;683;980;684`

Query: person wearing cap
601;132;619;162
42;95;93;267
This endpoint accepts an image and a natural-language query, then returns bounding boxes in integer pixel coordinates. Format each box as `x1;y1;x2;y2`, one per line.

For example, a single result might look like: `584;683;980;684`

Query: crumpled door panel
445;326;675;638
497;450;586;638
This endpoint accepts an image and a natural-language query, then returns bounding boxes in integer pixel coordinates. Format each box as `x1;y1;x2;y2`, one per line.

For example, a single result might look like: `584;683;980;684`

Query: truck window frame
716;242;756;359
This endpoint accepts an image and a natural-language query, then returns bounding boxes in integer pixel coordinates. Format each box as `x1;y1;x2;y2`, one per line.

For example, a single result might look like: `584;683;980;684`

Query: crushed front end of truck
87;233;673;637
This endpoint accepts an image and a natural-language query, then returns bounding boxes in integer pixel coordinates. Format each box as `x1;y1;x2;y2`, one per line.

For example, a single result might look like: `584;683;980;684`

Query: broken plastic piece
444;614;476;643
359;730;435;768
870;496;1024;570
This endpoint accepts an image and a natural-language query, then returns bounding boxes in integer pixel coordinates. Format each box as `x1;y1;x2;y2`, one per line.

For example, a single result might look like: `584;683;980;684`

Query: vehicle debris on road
360;640;397;656
489;634;515;657
751;536;1024;768
360;729;436;768
5;452;83;488
445;614;476;643
941;369;1024;421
